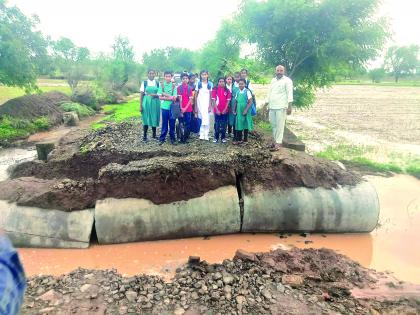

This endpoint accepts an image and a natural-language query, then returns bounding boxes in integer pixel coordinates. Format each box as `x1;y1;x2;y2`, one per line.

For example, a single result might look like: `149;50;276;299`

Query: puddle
15;174;420;283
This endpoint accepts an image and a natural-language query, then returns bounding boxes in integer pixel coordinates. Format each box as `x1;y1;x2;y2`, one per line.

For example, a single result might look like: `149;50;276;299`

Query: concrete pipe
95;186;241;244
242;181;380;233
0;201;94;248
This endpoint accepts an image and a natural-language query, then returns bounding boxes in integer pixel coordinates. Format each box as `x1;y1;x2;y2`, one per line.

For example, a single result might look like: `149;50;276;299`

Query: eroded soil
0;120;361;210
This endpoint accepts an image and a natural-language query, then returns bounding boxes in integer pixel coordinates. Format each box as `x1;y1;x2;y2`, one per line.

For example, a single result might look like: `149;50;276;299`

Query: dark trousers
179;111;192;142
191;116;201;134
160;109;176;142
214;114;228;140
235;129;249;142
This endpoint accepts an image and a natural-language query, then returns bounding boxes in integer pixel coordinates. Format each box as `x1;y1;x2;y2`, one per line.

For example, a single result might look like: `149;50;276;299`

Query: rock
236;295;246;310
282;275;304;288
191;292;199;300
261;289;272;300
213;272;222;280
261;257;276;268
223;274;234;285
36;142;55;161
188;256;200;264
63;111;79;126
234;249;257;262
39;307;56;314
38;289;60;302
125;290;137;302
174;307;185;315
275;283;285;293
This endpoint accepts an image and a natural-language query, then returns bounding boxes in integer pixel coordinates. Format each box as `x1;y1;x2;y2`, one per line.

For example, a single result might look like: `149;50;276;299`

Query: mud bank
0;121;379;247
21;248;420;315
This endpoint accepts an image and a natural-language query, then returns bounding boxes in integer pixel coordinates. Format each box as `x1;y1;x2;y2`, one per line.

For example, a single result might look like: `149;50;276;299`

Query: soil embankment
21;248;420;314
0;120;361;211
0;92;69;126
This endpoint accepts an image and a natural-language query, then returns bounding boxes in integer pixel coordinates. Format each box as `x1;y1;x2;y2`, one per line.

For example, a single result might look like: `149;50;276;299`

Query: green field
91;99;140;129
0;84;71;105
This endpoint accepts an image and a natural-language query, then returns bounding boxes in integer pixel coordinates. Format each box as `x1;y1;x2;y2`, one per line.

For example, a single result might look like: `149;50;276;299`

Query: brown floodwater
16;174;420;283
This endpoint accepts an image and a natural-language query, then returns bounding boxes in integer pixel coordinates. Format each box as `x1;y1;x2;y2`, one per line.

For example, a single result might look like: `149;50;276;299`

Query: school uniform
234;88;254;142
140;79;160;140
177;83;194;142
212;87;231;141
158;81;177;143
227;84;238;135
195;81;213;140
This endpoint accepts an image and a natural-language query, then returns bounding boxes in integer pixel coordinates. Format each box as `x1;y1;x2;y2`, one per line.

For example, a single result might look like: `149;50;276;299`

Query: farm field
254;84;420;176
0;79;72;105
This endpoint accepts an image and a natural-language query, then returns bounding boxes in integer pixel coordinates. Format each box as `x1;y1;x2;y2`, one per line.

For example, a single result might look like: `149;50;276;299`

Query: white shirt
140;79;158;93
266;76;293;109
236;88;252;100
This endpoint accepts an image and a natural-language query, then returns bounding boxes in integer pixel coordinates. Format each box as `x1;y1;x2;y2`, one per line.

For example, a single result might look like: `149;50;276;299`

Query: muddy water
14;173;420;283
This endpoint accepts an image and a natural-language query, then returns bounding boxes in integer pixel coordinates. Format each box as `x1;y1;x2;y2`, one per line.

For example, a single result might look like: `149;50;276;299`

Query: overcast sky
9;0;420;61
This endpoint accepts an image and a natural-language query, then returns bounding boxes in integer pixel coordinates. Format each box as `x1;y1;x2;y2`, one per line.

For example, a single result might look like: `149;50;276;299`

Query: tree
142;48;170;73
142;47;196;73
368;68;386;83
199;20;242;78
52;37;90;91
109;36;135;90
238;0;389;107
384;45;419;82
0;0;48;91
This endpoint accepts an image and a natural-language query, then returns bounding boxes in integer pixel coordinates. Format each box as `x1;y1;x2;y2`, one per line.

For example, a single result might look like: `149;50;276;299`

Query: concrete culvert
94;186;241;244
0;200;94;248
242;181;380;233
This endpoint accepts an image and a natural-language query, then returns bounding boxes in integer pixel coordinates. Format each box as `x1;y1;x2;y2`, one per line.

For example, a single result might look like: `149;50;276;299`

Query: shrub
71;87;96;108
0;115;51;143
59;102;95;118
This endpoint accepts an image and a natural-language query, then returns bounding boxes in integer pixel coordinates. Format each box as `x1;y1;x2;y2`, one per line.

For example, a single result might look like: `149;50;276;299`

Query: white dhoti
269;108;287;144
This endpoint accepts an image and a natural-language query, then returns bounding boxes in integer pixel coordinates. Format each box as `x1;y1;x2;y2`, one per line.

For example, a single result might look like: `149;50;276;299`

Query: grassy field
0;83;71;105
91;99;140;130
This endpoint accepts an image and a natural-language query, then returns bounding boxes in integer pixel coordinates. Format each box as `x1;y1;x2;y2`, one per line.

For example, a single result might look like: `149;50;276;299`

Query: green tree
52;37;90;91
142;47;196;73
238;0;389;107
384;45;419;82
94;36;136;92
368;68;386;83
0;0;48;91
199;20;241;78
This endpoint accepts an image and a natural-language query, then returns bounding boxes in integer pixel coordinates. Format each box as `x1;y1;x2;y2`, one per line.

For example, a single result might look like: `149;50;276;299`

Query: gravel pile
22;248;419;314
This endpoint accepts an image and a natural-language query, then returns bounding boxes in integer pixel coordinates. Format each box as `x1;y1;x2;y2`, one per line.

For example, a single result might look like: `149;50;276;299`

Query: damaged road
0;121;361;211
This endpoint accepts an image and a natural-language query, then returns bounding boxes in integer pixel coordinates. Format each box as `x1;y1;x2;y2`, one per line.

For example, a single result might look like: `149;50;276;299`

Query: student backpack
235;88;256;116
143;80;159;90
244;80;257;117
197;80;213;90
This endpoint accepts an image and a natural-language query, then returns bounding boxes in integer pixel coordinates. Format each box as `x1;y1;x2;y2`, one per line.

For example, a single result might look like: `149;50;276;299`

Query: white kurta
196;84;211;126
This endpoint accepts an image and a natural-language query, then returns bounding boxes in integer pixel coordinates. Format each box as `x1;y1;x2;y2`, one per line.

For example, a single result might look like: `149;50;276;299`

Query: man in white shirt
264;65;293;149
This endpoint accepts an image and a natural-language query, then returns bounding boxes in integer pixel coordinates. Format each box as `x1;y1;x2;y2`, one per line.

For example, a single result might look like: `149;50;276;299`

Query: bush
0;115;51;144
71;85;124;109
59;102;95;118
71;87;96;108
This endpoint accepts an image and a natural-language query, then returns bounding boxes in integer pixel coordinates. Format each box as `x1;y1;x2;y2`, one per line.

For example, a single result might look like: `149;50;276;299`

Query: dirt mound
0;92;69;125
21;248;420;314
0;120;363;210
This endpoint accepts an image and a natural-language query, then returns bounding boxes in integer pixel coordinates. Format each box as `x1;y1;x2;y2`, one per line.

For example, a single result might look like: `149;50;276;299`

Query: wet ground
1;107;419;285
16;173;420;283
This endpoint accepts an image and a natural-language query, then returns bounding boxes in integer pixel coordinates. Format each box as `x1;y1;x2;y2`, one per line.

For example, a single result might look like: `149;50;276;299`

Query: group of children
139;69;255;145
